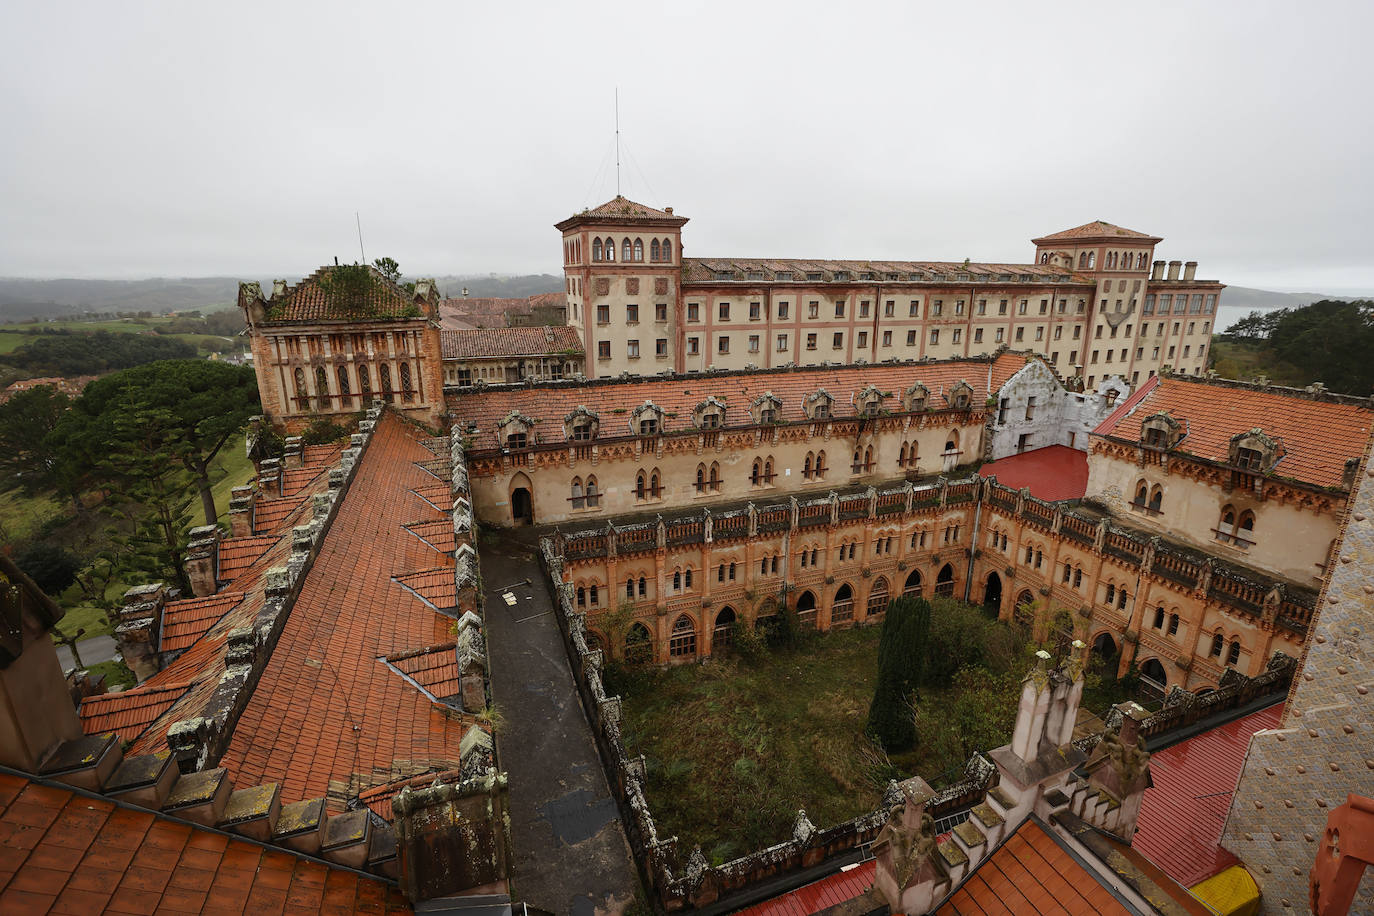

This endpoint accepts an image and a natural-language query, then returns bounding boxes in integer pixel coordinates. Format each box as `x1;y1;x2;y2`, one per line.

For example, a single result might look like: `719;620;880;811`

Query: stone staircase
35;733;398;878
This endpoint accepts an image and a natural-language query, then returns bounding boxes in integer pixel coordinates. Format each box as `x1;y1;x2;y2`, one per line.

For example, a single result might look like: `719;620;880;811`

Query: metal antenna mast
355;211;367;264
615;88;621;197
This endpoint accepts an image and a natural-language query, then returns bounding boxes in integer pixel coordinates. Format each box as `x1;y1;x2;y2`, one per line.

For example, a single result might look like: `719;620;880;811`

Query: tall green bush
866;596;932;751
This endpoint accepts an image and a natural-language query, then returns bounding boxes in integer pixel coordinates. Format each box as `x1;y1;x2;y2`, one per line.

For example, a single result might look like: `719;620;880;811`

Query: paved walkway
479;528;639;915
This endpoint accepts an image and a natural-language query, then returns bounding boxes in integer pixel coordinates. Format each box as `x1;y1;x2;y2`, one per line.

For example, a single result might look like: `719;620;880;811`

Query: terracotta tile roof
737;860;876;916
409;483;451;512
527;291;567;310
936;818;1132;915
402;519;456;554
160;592;248;654
682;257;1090;284
0;772;411;914
447;352;1028;445
1032;220;1162;243
217;413;466;806
217;535;277;584
556;196;689;230
393;568;457;611
1093;375;1373;489
440;325;582;360
384;643;461;703
1134;702;1284;887
357;768;464;822
979;445;1089;502
253;495;308;535
304;443;344;465
263;265;426;323
438;297;530;329
78;682;194;744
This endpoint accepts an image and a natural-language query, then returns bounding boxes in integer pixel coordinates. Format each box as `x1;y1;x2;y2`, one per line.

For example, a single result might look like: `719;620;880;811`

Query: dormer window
1144;427;1168;448
563;405;600;442
506;431;527;450
498;411;536;450
759;407;777;423
572;422;594;441
700;413;721;429
692;395;727;430
904;382;930;412
751;392;783;425
1140;412;1183;450
629;401;665;437
639;417;658;436
1236;447;1263;471
1227;429;1282;476
857;384;885;417
813;403;830;419
946;381;974;410
804;389;834;421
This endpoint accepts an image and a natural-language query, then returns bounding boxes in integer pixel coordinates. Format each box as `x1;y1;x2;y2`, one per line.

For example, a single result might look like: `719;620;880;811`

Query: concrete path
55;634;118;672
479;528;640;915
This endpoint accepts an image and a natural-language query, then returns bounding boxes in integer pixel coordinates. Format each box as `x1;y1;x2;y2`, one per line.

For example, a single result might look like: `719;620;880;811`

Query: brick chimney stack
184;525;221;597
114;583;168;683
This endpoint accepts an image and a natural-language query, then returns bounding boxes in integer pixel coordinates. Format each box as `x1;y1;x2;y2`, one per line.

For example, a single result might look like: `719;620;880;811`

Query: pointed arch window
584;476;600;508
336;366;352;409
651;239;661;261
380;363;394;402
314;366;330;410
592;238;603;261
570;477;585;509
662;238;672;261
604;238;615;262
633;238;643;262
866;577;889;617
1148;485;1163;512
622;239;633;262
399;362;414;402
668;615;697;658
293;367;307;408
357;362;371;397
1227;640;1241;666
1210;633;1224;657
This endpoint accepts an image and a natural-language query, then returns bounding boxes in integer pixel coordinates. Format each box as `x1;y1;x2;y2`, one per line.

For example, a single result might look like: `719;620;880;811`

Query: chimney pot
1183;261;1198;281
1167;260;1182;281
1151;260;1166;281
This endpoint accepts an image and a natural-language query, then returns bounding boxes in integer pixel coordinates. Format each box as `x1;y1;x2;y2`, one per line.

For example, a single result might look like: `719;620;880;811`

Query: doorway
511;487;533;525
983;571;1002;615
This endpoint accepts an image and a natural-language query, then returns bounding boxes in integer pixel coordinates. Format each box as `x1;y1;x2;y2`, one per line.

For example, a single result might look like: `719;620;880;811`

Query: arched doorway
934;564;955;597
794;591;817;630
668;614;697;661
624;622;652;665
1140;658;1168;697
983;572;1002;615
903;568;922;597
831;584;854;624
713;606;736;649
509;473;534;525
942;430;961;472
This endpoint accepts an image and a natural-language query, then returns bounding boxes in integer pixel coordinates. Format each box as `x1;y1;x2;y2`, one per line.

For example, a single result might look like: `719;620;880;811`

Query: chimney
228;485;255;538
114;583;168;683
1151;260;1165;280
0;556;82;771
1183;261;1197;281
462;287;469;298
1167;260;1182;280
665;206;673;215
987;654;1087;812
871;776;942;912
283;436;304;469
259;458;283;498
1081;701;1153;841
184;525;221;597
272;279;287;299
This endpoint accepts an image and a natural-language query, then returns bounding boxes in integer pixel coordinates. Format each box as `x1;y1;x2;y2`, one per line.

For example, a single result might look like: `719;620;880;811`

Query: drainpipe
963;492;983;604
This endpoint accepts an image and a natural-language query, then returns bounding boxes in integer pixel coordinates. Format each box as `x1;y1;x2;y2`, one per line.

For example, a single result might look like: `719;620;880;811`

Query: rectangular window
856;331;868;347
1073;326;1082;339
995;328;1004;343
806;333;818;350
906;330;916;345
597;340;610;359
1143;295;1155;315
973;328;983;343
955;300;965;315
626;303;639;323
596;304;610;324
1015;327;1024;342
1183;344;1191;357
718;336;730;354
908;300;920;317
749;301;761;320
977;299;987;315
930;329;940;344
1035;327;1044;341
952;328;962;343
882;330;892;346
655;303;668;321
778;301;790;319
884;300;895;317
1018;300;1027;315
859;300;870;318
656;338;668;356
748;335;760;353
1025;396;1037;420
627;339;640;358
834;300;846;318
1205;294;1216;313
998;398;1009;424
1092;350;1100;363
1069;350;1077;364
1054;326;1062;340
719;302;730;321
1158;295;1171;314
687;336;700;355
808;301;819;318
932;300;943;316
777;333;788;351
1039;299;1048;315
998;299;1008;315
832;332;844;349
687;302;700;322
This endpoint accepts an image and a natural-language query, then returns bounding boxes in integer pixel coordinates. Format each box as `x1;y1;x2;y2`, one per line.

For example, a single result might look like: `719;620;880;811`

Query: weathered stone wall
1222;428;1374;914
986;359;1128;459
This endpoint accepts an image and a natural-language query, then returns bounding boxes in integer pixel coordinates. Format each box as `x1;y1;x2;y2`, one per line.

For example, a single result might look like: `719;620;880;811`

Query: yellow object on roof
1189;865;1259;916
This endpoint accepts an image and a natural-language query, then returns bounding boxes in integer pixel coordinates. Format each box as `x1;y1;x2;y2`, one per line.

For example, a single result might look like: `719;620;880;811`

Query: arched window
1153;606;1165;629
1118;588;1128;610
832;584;854;623
636;471;648;500
315;366;329;410
672;570;681;591
1073;568;1082;588
709;461;721;491
1168;613;1180;636
1133;480;1149;507
625;622;652;664
651;239;661;261
1210;633;1224;657
1105;584;1116;605
669;615;697;658
626;578;635;600
1148;485;1162;512
763;457;774;483
399;362;414;402
570;477;585;509
866;578;889;617
1062;563;1073;584
293;367;307;407
604;238;615;262
576;586;586;607
638;576;647;597
903;568;922;597
648;470;660;498
898;443;908;467
588;584;599;606
934;564;955;597
1227;640;1241;666
585;476;600;507
592;238;602;261
622;239;633;262
336;365;352;409
815;450;827;477
1217;506;1236;543
1237;510;1255;546
1078;252;1088;269
356;363;371;397
803;452;814;479
696;464;707;493
714;606;736;648
751;458;763;486
1087;252;1096;269
380;363;394;402
633;238;643;262
662;238;672;261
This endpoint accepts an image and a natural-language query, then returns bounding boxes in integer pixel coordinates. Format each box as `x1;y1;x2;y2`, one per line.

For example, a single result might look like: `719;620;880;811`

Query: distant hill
0;274;564;321
1220;286;1368;310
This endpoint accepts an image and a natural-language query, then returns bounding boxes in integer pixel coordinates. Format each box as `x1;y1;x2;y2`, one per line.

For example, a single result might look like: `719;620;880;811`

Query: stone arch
1140;658;1168;692
668;613;697;660
509;471;534;525
983;571;1002;614
903;568;923;597
934;563;955;597
624;622;652;665
713;606;737;648
866;576;890;618
831;583;855;624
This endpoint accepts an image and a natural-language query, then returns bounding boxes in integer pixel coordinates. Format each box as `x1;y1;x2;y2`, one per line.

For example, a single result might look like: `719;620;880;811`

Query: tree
372;257;402;286
52;360;260;525
0;384;72;496
11;542;81;595
1268;300;1374;395
866;596;932;752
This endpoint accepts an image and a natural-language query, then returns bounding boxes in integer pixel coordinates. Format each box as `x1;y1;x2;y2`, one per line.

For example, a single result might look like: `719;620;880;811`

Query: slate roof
979;445;1089;502
216;413;467;805
263;265;425;323
682;257;1089;284
0;772;410;914
1032;220;1162;244
447;352;1027;444
1092;375;1373;490
1133;702;1285;887
77;681;194;744
440;326;582;360
159;592;247;654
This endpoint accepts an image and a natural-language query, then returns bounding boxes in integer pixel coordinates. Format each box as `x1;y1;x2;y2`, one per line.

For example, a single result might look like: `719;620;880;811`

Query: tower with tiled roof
240;265;446;430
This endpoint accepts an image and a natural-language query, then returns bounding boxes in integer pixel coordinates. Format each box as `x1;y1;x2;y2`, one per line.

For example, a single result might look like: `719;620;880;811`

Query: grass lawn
0;331;30;354
87;659;136;690
1208;339;1310;387
0;488;67;543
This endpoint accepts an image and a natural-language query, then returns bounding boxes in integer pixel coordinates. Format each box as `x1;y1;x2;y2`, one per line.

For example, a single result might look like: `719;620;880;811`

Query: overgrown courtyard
605;598;1127;863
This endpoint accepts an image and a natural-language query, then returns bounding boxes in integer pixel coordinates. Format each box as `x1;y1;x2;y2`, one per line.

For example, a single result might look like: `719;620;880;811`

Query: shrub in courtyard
866;596;931;752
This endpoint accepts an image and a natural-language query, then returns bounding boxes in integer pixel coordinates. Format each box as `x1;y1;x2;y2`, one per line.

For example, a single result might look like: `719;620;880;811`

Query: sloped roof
555;196;689;230
0;772;410;914
1033;220;1162;244
216;535;277;584
447;352;1029;445
159;592;246;654
262;265;426;323
440;326;582;360
1092;375;1373;490
1134;702;1285;887
78;681;194;744
980;445;1089;502
384;643;461;702
682;257;1090;285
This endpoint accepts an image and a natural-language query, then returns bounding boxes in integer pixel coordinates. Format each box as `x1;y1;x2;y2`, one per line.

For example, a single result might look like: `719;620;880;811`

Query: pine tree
866;596;933;751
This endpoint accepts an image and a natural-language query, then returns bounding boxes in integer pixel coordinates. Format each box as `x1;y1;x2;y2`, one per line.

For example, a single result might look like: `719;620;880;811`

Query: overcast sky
2;0;1371;292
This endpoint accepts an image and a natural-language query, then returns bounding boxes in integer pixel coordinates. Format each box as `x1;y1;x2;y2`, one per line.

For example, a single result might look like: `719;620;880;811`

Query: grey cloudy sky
2;0;1371;292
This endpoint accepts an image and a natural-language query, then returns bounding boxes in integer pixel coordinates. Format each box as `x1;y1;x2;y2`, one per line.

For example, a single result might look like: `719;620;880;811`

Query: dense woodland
1211;299;1374;396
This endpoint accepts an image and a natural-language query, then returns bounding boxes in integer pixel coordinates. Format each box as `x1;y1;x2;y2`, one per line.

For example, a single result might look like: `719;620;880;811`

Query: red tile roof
1133;702;1284;887
217;413;466;805
1092;376;1373;489
447;352;1028;445
393;568;457;611
217;536;277;584
253;496;308;535
936;818;1132;915
683;258;1089;284
737;860;876;916
1032;220;1162;243
409;483;451;513
160;592;247;654
440;325;582;359
438;297;530;329
556;196;689;230
0;772;410;914
385;643;461;702
263;265;427;323
979;445;1089;502
78;682;194;744
357;769;465;822
403;519;456;554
